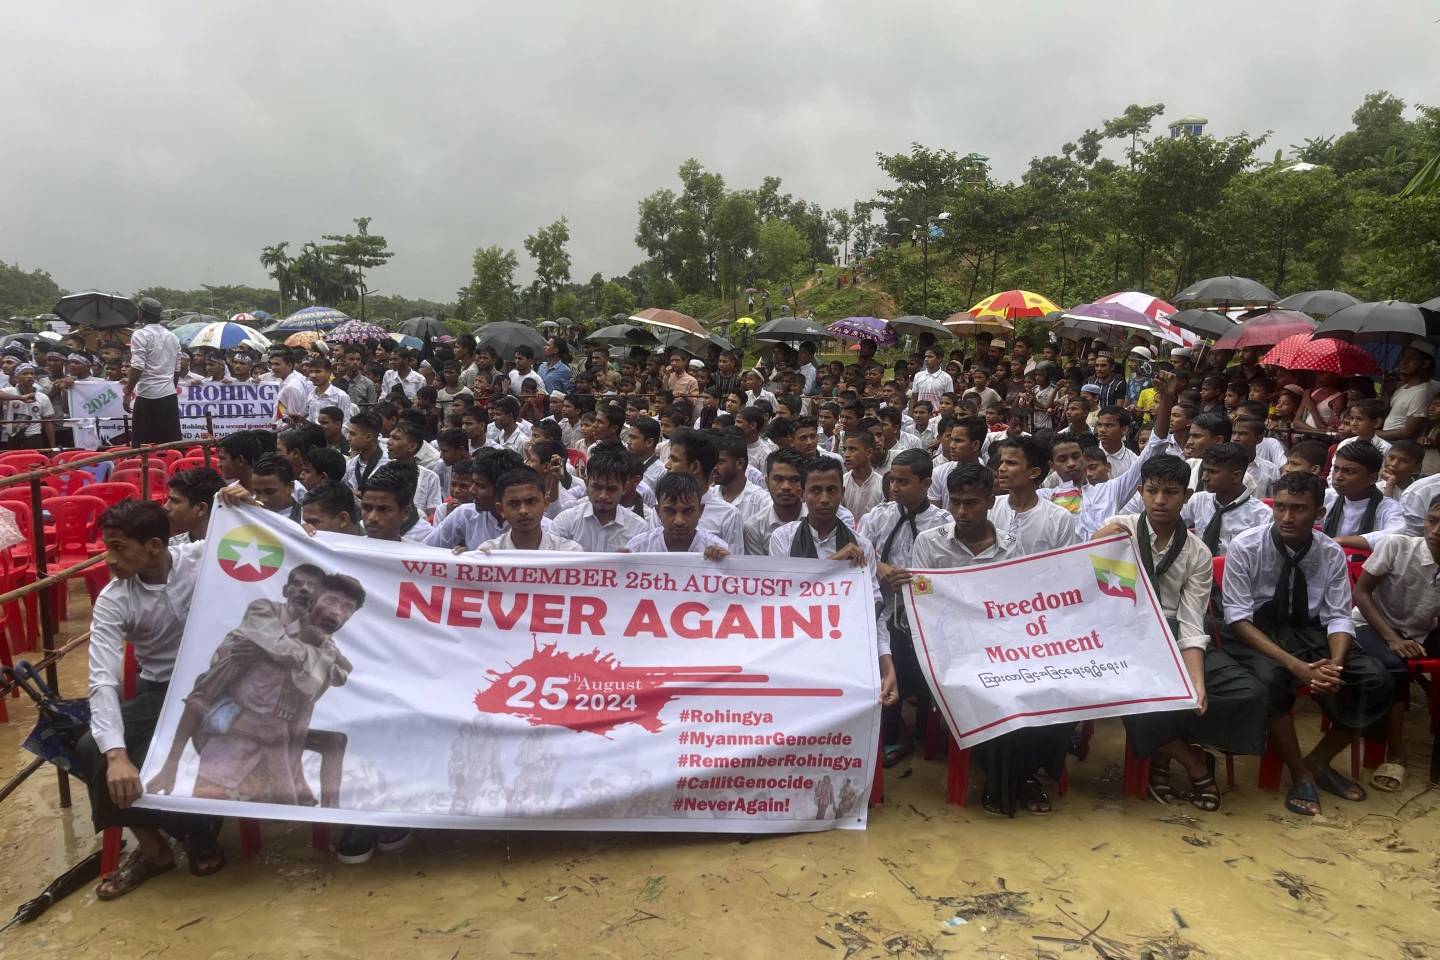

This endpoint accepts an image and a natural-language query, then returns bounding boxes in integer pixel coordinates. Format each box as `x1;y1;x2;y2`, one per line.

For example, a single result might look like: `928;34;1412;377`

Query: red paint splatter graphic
472;640;845;737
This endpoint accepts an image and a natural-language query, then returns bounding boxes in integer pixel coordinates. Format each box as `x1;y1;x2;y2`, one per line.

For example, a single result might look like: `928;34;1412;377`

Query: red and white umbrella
1288;337;1382;377
630;308;707;338
1094;291;1196;346
1257;333;1312;368
1214;310;1317;350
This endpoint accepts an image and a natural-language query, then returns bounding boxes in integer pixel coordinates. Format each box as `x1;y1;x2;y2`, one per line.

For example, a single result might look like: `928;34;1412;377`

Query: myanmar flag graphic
1090;555;1137;603
1049;488;1082;515
217;524;285;583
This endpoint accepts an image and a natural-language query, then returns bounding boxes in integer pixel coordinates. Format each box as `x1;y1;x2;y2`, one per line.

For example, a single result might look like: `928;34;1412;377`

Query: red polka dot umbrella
1263;334;1381;376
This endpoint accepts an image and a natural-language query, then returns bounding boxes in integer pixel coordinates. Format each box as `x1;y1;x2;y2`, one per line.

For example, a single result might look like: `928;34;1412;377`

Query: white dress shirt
1245;458;1280;498
382;368;427;399
1222;524;1355;637
275;369;312;421
1181;490;1272;555
127;323;180;400
1076;430;1171;541
625;526;729;553
487;423;531;455
1320;488;1406;549
1102;443;1138;478
1104;514;1212;651
344;450;389;492
507;369;546;394
747;437;777;468
424;502;503;550
1355;534;1440;639
401;513;435;544
843;469;885;522
1401;473;1440;535
87;542;204;753
551;500;653;552
305;383;353;425
719;481;773;520
698;487;745;555
911;522;1019;569
989;496;1078;555
767;519;888;656
1255;436;1288;469
478;529;583;552
743;504;857;556
910;368;954;407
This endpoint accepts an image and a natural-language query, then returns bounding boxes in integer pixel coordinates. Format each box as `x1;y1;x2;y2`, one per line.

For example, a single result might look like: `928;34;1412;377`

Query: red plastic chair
50;450;98;467
42;495;110;612
111;468;168;502
85;482;141;508
170;457;209;474
0;485;59;505
147;448;184;468
0;464;18;478
0;503;44;652
50;470;94;497
0;451;50;471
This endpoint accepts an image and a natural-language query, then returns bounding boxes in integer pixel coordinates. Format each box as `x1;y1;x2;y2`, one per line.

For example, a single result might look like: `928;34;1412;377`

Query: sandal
1020;777;1052;815
95;850;175;901
181;830;226;877
882;742;914;769
1314;767;1366;803
1188;753;1221;813
1148;761;1176;805
1285;780;1321;817
1371;762;1406;793
981;786;1015;818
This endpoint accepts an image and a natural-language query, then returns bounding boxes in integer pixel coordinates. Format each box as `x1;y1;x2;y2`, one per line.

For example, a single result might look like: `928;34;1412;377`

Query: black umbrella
0;850;108;933
53;292;137;330
1173;276;1280;306
1274;289;1359;316
475;320;547;360
888;314;957;340
584;323;660;348
654;329;733;355
1312;300;1440;345
753;316;831;343
398;316;449;339
1168;308;1237;340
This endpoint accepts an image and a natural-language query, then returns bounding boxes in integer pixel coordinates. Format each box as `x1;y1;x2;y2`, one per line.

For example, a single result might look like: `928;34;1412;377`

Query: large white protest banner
904;535;1195;749
138;506;880;832
178;381;279;439
66;379;126;449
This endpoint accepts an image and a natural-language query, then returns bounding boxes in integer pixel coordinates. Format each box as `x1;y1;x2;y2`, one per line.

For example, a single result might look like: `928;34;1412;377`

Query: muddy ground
2;603;1437;959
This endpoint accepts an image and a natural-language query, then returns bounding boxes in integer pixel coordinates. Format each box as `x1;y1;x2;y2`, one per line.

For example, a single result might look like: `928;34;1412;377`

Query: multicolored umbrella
1267;335;1382;376
1213;310;1317;350
264;305;350;334
170;322;210;347
943;312;1013;336
324;320;388;345
967;289;1059;320
1061;302;1158;336
188;321;270;351
229;312;261;326
630;308;707;338
825;315;897;346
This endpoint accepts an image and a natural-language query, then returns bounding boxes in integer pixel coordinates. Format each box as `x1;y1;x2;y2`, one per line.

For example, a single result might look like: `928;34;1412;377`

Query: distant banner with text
905;534;1195;749
137;506;881;832
178;381;279;438
66;379;126;449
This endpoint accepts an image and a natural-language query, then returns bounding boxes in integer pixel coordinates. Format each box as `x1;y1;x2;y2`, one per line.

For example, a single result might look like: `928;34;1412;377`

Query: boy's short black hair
1334;439;1383;474
252;452;294;484
947;462;994;496
1202;442;1248;472
1190;412;1232;442
304;447;347;486
101;499;169;544
800;455;844;485
1288;440;1329;468
348;411;381;436
1139;454;1190;487
1272;470;1325;507
494;466;543;501
303;482;358;520
890;447;933;479
654;471;701;504
166;466;224;506
361;460;418;504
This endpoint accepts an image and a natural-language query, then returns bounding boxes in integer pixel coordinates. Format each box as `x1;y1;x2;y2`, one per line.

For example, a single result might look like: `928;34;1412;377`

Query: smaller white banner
904;534;1196;749
179;381;279;439
66;379;126;449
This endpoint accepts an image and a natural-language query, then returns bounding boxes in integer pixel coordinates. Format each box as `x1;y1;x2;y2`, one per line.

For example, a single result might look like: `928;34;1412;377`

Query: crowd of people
50;298;1440;901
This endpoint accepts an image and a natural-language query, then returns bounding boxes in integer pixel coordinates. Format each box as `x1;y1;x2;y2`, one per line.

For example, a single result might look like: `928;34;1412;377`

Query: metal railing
0;436;219;808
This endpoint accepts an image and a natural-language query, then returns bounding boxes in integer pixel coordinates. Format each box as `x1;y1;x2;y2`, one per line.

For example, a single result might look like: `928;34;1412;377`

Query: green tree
321;217;394;321
713;193;760;315
598;280;636;318
756;220;807;287
289;241;357;307
829;207;853;262
1216;166;1348;292
0;260;63;316
1101;102;1166;167
258;242;294;314
463;245;518;324
523;217;572;318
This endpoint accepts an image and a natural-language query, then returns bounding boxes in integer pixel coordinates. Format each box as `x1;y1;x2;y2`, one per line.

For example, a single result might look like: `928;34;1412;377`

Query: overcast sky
3;1;1436;305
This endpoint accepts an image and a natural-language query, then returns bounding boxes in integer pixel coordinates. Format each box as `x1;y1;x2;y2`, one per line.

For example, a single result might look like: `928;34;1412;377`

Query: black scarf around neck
1201;493;1248;555
1138;513;1186;583
1322;487;1382;538
791;518;856;559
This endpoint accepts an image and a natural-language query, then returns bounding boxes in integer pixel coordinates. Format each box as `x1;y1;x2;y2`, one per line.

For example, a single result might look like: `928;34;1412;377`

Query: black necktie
1202;495;1248;555
1269;527;1312;642
881;502;926;565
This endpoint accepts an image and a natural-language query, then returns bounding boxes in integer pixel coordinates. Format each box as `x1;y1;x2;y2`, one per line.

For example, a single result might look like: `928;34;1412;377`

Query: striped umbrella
967;289;1059;320
170;322;210;346
1094;291;1196;346
263;305;350;334
188;321;270;351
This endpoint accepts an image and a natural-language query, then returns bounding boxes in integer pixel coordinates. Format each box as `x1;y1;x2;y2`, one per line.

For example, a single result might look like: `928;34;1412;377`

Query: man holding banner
1094;455;1268;811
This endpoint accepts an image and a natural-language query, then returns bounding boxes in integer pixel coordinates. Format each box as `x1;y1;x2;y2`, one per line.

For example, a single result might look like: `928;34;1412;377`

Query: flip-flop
1314;767;1366;802
1371;762;1405;793
1285;781;1321;817
95;851;176;901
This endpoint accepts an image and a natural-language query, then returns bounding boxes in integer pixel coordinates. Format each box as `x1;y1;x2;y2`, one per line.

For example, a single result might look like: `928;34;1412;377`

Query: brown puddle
3;608;1439;959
